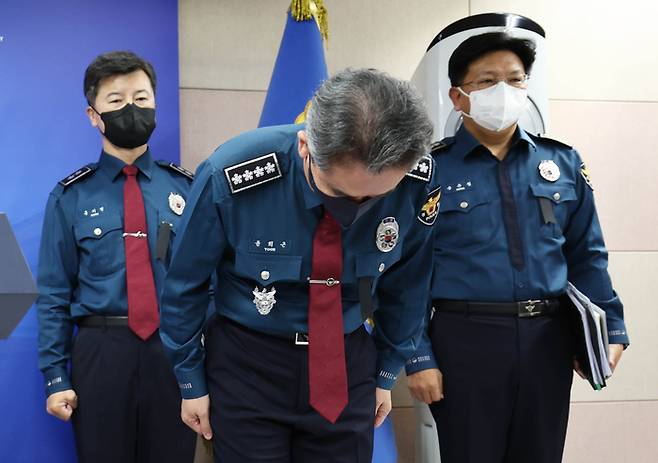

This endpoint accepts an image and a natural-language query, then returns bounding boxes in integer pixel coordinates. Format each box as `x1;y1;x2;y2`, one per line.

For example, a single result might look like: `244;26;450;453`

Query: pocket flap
74;214;123;240
439;191;490;213
235;251;302;285
530;183;577;204
355;243;403;278
158;209;181;233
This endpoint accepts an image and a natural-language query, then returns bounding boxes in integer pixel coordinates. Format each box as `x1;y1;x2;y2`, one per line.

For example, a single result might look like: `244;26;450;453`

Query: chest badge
538;160;560;182
376;217;399;253
168;193;186;216
253;287;277;315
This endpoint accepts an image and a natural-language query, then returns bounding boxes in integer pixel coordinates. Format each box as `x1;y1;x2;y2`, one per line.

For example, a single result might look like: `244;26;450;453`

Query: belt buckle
295;333;309;345
518;299;542;318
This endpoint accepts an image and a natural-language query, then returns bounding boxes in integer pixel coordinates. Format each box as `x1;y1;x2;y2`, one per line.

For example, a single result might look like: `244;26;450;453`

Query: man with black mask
36;51;196;463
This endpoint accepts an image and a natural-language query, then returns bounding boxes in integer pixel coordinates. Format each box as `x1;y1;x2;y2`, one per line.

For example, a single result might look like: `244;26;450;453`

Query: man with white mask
404;32;628;463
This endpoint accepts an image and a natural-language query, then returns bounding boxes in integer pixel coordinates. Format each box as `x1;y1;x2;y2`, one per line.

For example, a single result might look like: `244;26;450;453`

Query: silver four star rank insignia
224;153;282;194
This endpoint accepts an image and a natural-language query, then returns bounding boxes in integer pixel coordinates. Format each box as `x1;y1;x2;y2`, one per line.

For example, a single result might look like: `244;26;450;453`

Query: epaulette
156;160;194;180
528;133;573;150
406;155;433;182
430;137;454;155
59;164;97;187
224;152;283;194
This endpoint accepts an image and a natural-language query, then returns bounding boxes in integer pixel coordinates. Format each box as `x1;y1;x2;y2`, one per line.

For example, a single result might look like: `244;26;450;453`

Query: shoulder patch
580;162;594;190
59;164;96;187
418;186;441;226
406;155;433;182
156;161;194;180
430;137;454;155
224;152;283;194
528;134;573;150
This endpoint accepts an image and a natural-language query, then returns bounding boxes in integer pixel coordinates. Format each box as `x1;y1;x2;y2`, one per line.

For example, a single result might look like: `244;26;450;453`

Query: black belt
434;298;561;318
280;325;368;346
219;316;366;347
76;315;129;327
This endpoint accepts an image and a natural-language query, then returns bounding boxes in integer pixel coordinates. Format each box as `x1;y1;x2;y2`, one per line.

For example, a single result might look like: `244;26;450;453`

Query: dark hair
305;68;433;173
83;51;157;106
448;32;536;86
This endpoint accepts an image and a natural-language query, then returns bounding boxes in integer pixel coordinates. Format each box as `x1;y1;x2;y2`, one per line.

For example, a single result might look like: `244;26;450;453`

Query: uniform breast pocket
234;250;303;286
355;242;403;280
74;214;124;276
529;183;577;237
435;191;495;247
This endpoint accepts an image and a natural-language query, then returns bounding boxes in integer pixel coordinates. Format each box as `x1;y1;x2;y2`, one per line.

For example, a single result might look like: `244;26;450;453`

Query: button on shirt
37;150;192;395
159;124;439;398
406;126;628;374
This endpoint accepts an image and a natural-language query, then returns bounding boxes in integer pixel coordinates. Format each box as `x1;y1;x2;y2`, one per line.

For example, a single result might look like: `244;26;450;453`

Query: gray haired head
305;68;433;173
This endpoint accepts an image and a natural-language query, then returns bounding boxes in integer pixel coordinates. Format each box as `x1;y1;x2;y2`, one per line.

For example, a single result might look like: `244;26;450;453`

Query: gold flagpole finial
290;0;328;43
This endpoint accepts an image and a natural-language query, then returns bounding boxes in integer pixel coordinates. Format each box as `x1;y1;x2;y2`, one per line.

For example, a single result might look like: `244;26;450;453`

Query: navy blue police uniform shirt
37;149;194;396
159;124;441;399
406;125;629;375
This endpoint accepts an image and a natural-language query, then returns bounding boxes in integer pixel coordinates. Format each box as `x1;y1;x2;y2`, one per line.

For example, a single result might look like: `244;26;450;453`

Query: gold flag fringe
290;0;329;43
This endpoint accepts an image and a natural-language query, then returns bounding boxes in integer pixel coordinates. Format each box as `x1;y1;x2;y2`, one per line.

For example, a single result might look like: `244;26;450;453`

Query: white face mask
458;81;528;132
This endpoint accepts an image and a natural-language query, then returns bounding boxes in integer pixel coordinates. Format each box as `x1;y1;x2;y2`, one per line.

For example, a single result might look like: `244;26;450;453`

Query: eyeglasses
460;74;529;91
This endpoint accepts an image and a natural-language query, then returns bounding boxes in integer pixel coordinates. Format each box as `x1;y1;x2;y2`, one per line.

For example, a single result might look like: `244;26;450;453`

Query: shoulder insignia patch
418;186;441;226
156;161;194;180
580;162;593;190
224;152;283;194
406;155;432;182
59;164;96;187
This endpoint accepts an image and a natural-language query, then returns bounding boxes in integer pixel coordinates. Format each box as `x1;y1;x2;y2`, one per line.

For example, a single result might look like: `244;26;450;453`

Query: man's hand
374;387;392;428
181;395;212;440
573;344;625;380
608;344;624;373
407;368;444;404
46;389;78;421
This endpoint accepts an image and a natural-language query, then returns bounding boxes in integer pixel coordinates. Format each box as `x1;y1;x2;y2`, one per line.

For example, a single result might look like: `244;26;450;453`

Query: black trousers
70;326;196;463
205;316;376;463
429;310;574;463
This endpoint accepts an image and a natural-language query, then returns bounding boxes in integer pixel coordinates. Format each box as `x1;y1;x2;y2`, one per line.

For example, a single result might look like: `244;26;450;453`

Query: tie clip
123;231;147;238
308;278;340;287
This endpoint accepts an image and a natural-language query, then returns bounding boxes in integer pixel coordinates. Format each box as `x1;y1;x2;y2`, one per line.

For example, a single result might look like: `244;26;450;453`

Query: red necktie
308;210;348;423
122;165;159;340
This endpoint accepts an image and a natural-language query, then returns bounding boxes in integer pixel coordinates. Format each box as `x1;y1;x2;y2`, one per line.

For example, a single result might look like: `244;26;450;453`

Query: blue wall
0;1;180;460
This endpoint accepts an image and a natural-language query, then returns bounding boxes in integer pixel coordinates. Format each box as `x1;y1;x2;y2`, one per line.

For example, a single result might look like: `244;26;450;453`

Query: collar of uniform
515;126;537;151
293;149;324;210
454;125;486;158
456;125;536;158
98;148;154;181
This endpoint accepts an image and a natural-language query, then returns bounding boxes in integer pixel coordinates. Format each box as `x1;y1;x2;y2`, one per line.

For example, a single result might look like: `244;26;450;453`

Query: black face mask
307;158;383;227
94;103;156;149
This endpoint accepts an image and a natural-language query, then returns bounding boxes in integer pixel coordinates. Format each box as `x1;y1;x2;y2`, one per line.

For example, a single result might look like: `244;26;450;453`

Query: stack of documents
566;282;613;390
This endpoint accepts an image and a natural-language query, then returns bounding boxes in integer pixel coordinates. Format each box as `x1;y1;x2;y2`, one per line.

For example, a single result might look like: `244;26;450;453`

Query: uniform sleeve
36;192;78;396
563;151;629;346
404;307;438;375
372;188;437;389
159;161;227;399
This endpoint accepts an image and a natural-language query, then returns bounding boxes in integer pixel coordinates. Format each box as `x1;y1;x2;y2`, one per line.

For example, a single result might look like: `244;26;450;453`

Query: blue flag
258;7;327;127
258;3;398;462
